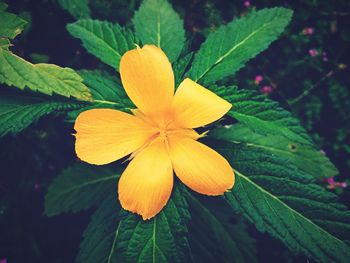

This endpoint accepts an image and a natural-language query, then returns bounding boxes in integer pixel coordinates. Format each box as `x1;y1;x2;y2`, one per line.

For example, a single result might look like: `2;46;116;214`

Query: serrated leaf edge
232;169;350;261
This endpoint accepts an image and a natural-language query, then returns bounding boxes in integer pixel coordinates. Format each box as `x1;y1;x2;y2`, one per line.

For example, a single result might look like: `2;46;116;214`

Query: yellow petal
74;109;156;165
120;45;174;117
118;139;173;220
173;78;232;128
169;137;234;195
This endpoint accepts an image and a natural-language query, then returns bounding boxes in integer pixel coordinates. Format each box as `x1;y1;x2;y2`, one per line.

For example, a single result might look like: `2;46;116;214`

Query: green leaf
221;87;309;143
0;38;11;49
117;189;190;263
67;20;137;70
0;2;8;11
216;86;337;178
133;0;185;62
57;0;91;19
211;124;337;180
29;53;49;64
0;91;86;137
66;70;134;122
187;8;293;84
77;195;120;263
0;6;27;39
116;186;191;263
173;52;193;88
0;48;92;101
211;139;350;263
45;163;120;217
184;191;257;263
78;70;132;109
78;185;191;263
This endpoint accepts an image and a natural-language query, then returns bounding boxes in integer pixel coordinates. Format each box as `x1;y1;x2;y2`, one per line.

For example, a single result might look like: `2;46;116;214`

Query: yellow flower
74;45;235;220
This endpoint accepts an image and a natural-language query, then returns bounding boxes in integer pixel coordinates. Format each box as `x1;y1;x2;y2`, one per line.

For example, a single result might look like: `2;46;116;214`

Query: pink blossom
327;177;335;185
326;177;348;189
244;1;251;7
254;75;263;85
309;48;319;57
260;86;273;94
339;182;348;188
302;27;314;36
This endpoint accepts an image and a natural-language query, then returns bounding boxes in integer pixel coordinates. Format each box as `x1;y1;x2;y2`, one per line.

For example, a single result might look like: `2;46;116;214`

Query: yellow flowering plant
1;0;350;262
74;45;234;220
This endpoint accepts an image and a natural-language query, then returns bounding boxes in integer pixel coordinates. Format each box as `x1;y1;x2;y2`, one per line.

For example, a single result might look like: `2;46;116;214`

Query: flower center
158;129;169;141
153;126;200;145
154;128;181;145
136;111;202;150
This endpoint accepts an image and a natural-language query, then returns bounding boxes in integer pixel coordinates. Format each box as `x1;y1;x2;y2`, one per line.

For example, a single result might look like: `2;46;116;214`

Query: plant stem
93;100;119;105
289;70;334;105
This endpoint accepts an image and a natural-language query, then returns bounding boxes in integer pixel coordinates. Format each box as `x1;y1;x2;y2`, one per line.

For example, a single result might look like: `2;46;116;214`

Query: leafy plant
1;0;350;262
57;0;91;19
66;20;137;70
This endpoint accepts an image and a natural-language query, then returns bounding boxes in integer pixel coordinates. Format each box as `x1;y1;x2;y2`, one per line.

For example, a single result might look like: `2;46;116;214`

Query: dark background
1;0;349;262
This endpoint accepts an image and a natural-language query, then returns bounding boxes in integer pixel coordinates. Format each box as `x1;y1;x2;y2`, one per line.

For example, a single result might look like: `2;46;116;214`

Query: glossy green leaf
67;20;137;70
215;86;337;178
211;139;350;263
173;52;193;88
78;185;191;263
65;70;134;122
0;38;11;49
211;124;336;180
45;163;120;216
0;5;27;39
0;92;86;137
116;186;190;263
77;195;120;263
187;8;293;84
78;70;132;108
0;48;92;101
133;0;185;62
184;190;257;263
